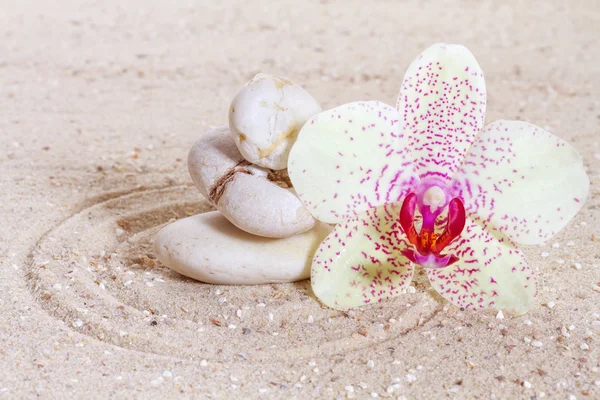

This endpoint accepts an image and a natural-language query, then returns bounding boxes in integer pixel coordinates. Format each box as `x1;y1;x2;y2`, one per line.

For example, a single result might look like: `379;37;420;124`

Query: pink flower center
399;183;466;269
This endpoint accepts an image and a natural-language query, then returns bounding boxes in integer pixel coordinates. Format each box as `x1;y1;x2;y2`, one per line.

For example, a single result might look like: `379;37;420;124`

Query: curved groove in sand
24;185;441;363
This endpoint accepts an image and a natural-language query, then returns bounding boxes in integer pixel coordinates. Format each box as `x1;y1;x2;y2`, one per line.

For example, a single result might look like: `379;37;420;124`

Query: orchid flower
287;43;589;314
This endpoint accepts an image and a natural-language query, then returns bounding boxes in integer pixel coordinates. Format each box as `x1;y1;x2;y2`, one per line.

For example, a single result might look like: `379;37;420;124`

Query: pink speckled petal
397;43;486;181
311;203;414;310
427;218;537;314
452;120;589;245
288;101;418;224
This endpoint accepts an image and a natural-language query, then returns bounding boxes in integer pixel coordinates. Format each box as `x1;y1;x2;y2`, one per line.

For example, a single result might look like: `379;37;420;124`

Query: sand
1;0;599;398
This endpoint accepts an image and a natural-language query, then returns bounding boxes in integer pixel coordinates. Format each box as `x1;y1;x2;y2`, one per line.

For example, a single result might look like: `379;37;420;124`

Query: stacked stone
155;74;330;284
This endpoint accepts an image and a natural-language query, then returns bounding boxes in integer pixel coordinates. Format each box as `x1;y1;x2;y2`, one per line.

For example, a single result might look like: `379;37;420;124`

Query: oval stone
154;211;332;285
188;127;316;238
229;73;322;170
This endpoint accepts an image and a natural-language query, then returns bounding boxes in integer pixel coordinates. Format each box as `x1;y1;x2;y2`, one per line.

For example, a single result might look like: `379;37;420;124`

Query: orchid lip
399;189;466;269
401;248;459;269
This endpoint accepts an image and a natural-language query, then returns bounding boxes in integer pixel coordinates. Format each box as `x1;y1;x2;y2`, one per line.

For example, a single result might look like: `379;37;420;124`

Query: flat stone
154;211;332;285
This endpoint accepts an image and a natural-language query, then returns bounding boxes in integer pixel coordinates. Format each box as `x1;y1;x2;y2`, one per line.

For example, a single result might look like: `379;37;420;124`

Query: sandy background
1;0;599;398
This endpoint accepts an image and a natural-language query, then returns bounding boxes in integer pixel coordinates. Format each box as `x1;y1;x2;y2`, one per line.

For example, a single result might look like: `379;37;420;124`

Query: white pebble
523;380;532;388
367;360;375;369
580;343;590;351
541;252;549;257
546;301;556;309
405;374;417;382
307;315;314;323
523;319;533;325
531;341;543;348
162;371;172;378
406;286;416;294
73;320;83;328
200;360;208;367
229;73;322;170
188;128;316;238
552;243;560;248
573;263;582;270
567;240;575;246
496;310;504;319
154;212;331;285
150;378;163;386
228;324;236;329
370;392;379;398
345;385;354;392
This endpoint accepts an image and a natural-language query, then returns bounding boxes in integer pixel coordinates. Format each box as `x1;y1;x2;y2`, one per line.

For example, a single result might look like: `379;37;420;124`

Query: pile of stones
155;73;332;284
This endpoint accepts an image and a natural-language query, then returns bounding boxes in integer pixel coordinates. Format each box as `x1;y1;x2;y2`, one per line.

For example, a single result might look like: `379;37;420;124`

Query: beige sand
1;0;599;398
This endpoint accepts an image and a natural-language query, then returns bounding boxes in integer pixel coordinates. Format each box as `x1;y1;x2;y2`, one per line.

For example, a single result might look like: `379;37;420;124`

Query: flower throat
399;184;466;269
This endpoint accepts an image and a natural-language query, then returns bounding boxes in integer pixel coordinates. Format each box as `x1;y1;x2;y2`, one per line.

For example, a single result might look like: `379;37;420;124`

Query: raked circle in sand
25;183;441;362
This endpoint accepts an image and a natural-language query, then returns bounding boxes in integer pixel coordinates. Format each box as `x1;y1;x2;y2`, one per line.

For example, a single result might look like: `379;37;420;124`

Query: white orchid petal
288;101;418;224
452;120;589;245
311;203;414;310
397;43;486;180
428;218;537;314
